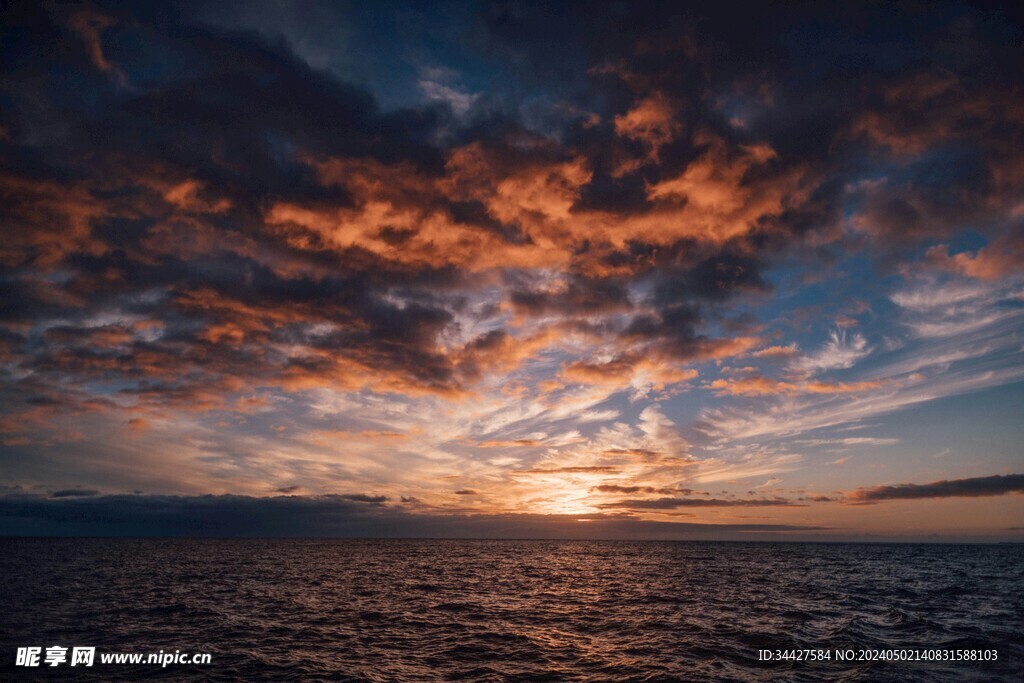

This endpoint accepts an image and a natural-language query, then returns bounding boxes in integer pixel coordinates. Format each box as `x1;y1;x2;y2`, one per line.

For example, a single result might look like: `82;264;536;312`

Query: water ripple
1;539;1021;681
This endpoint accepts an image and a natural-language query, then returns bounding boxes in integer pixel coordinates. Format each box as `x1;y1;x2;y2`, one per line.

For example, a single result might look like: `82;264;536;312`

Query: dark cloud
336;493;389;505
653;243;770;304
509;276;632;317
599;497;804;509
601;449;663;458
50;488;100;498
516;466;622;475
0;1;486;411
1;0;1018;416
847;474;1024;504
592;484;691;495
0;493;826;539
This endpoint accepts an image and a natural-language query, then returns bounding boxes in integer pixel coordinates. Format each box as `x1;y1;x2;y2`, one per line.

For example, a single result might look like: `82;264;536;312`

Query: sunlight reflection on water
2;538;1022;681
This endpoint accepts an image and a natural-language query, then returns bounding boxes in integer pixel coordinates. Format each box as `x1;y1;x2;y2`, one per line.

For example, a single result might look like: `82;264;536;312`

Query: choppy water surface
1;539;1021;681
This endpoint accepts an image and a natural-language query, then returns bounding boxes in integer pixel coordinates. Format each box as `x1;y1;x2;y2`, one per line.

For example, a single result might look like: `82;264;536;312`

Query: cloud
68;11;125;83
613;92;681;161
688;452;804;484
847;474;1024;503
337;493;389;505
591;484;687;495
515;466;622;475
889;275;1021;339
0;0;1021;525
598;497;803;509
601;448;662;458
418;80;479;117
791;330;870;375
751;344;799;358
469;439;543;448
0;493;825;539
794;437;900;447
561;356;698;392
924;231;1024;281
708;376;885;397
50;488;100;498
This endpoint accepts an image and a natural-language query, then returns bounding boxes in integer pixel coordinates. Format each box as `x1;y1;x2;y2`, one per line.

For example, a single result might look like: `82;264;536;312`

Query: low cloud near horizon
0;491;826;540
846;474;1024;504
3;471;1022;539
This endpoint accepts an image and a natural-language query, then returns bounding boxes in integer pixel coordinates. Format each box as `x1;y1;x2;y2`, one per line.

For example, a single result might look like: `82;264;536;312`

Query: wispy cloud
791;330;870;375
418;79;480;117
794;437;900;447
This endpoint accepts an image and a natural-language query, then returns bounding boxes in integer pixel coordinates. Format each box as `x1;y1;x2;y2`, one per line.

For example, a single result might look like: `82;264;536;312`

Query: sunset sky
1;0;1022;540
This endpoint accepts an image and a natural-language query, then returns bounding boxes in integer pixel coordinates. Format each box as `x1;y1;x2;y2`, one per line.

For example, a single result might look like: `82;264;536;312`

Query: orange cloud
560;356;698;392
750;344;799;358
162;180;232;214
848;72;963;157
266;152;575;272
263;130;812;281
613;92;681;161
709;375;886;396
69;11;118;73
646;134;808;244
308;429;409;444
455;328;563;381
175;288;312;346
468;439;543;448
43;325;134;350
513;466;622;475
275;350;463;398
0;173;108;267
924;234;1024;281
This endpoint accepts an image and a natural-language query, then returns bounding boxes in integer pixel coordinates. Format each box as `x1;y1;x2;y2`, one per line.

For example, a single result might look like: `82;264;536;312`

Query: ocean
1;538;1021;681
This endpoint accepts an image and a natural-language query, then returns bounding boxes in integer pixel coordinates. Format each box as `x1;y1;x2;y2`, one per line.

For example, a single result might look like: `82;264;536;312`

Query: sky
1;0;1022;540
